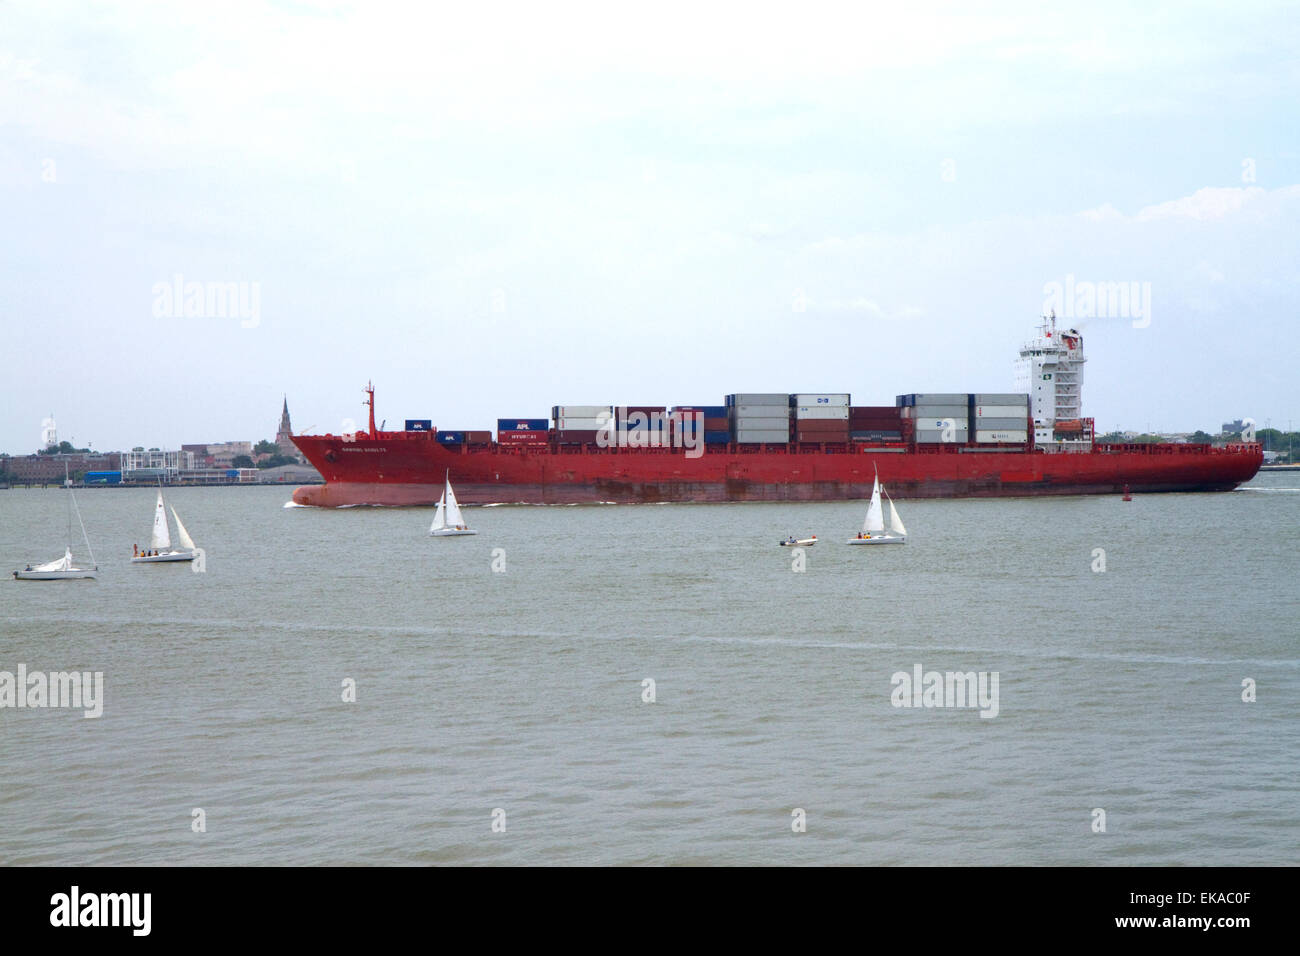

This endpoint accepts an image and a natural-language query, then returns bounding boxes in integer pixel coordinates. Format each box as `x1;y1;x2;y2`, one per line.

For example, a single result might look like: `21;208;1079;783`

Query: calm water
1;473;1296;865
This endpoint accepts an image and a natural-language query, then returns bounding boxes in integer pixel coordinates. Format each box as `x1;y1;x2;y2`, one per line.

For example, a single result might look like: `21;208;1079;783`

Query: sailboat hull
846;535;905;545
429;528;478;537
13;569;98;580
131;551;195;563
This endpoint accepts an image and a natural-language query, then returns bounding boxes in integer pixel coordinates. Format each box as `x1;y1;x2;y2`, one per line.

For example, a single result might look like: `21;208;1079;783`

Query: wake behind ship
290;316;1262;507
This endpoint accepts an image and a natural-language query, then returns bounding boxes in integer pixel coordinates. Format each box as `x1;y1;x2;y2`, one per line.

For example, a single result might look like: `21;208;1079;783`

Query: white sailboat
430;472;477;536
13;465;98;580
132;487;198;562
847;473;906;545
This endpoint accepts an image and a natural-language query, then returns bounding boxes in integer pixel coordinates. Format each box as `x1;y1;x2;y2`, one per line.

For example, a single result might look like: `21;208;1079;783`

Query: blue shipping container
703;432;730;444
83;470;122;484
405;419;432;431
226;469;240;478
436;431;466;444
497;418;549;432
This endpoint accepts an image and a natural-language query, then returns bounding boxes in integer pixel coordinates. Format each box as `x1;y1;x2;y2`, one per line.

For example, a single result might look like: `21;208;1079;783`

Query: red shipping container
498;430;549;444
465;431;492;443
555;429;600;443
702;416;729;431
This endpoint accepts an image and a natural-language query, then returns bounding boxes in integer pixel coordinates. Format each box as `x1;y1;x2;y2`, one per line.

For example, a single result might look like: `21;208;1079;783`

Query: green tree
231;454;255;469
256;454;297;469
254;439;279;456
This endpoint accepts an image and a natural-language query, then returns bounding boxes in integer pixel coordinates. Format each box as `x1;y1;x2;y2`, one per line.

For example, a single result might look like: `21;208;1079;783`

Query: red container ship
290;317;1262;507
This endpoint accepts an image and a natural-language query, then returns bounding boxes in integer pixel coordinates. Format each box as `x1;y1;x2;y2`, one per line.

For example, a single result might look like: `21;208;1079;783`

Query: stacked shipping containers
848;405;903;442
671;406;729;444
791;393;850;442
897;394;971;444
970;394;1030;444
726;394;790;444
552;405;611;444
497;418;549;446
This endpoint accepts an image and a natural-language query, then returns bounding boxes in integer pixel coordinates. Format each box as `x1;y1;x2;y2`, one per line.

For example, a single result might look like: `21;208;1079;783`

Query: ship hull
289;435;1262;507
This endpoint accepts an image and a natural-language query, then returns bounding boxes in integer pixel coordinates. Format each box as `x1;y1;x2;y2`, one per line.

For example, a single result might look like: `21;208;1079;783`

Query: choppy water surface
1;473;1296;865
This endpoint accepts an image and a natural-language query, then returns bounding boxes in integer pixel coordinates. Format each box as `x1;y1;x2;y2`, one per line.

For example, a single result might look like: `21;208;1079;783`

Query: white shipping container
790;393;850;406
976;430;1029;443
553;405;611;418
974;405;1030;418
733;404;790;417
555;417;609;429
794;406;850;420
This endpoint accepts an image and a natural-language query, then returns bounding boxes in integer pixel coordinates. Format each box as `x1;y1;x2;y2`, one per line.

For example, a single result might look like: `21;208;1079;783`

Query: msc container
972;416;1028;430
790;393;850;407
498;418;548;432
405;419;433;431
498;430;549;444
735;429;791;444
976;430;1029;443
726;393;788;406
794;405;850;420
973;405;1030;418
554;429;600;443
436;431;466;444
973;394;1029;405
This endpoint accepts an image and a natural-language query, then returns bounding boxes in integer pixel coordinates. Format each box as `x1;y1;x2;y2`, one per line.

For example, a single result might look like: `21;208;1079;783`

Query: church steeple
275;395;302;462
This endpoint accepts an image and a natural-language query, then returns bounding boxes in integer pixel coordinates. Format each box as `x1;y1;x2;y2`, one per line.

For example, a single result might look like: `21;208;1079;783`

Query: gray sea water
1;472;1296;865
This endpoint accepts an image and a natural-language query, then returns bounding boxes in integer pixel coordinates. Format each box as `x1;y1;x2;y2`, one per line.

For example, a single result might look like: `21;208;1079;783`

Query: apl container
405;419;433;431
436;431;466;444
498;418;548;432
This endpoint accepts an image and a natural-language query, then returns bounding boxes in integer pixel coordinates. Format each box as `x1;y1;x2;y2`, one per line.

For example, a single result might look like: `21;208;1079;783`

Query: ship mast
364;381;376;437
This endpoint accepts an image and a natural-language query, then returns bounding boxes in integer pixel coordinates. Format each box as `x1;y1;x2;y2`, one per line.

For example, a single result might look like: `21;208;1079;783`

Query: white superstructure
1015;312;1087;449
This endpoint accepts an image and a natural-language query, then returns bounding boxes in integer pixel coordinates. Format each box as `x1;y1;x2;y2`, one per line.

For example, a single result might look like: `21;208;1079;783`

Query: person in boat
133;544;138;556
24;564;32;572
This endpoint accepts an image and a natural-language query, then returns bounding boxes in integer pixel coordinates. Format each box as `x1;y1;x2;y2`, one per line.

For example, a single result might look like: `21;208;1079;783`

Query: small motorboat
778;535;817;547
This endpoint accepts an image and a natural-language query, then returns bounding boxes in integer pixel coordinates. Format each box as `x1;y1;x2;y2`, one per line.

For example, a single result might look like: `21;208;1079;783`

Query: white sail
863;477;885;533
444;479;467;529
887;496;907;536
171;506;196;551
33;548;73;572
150;490;171;550
430;491;447;532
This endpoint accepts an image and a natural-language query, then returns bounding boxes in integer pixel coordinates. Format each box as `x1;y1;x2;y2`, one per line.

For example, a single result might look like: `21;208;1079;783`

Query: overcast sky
2;0;1297;453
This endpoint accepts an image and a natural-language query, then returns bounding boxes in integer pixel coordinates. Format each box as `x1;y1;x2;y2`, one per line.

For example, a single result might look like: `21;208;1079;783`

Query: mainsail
150;491;171;550
33;548;73;572
863;477;885;534
171;507;196;551
430;491;447;532
443;479;466;528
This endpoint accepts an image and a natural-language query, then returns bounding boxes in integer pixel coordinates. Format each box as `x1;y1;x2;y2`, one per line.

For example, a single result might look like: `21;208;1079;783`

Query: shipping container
555;417;610;430
973;394;1029;405
793;419;849;432
731;404;791;418
790;393;850;407
497;418;548;432
404;419;433;431
498;431;549;444
730;417;790;432
734;429;791;444
83;470;122;484
973;405;1030;418
465;431;492;443
671;405;728;418
617;406;666;418
703;432;730;444
554;429;600;443
796;431;849;443
793;405;850;420
972;417;1028;430
436;431;466;444
726;393;788;406
850;431;903;441
552;405;612;419
897;393;969;407
914;428;969;443
976;430;1029;443
702;416;729;431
